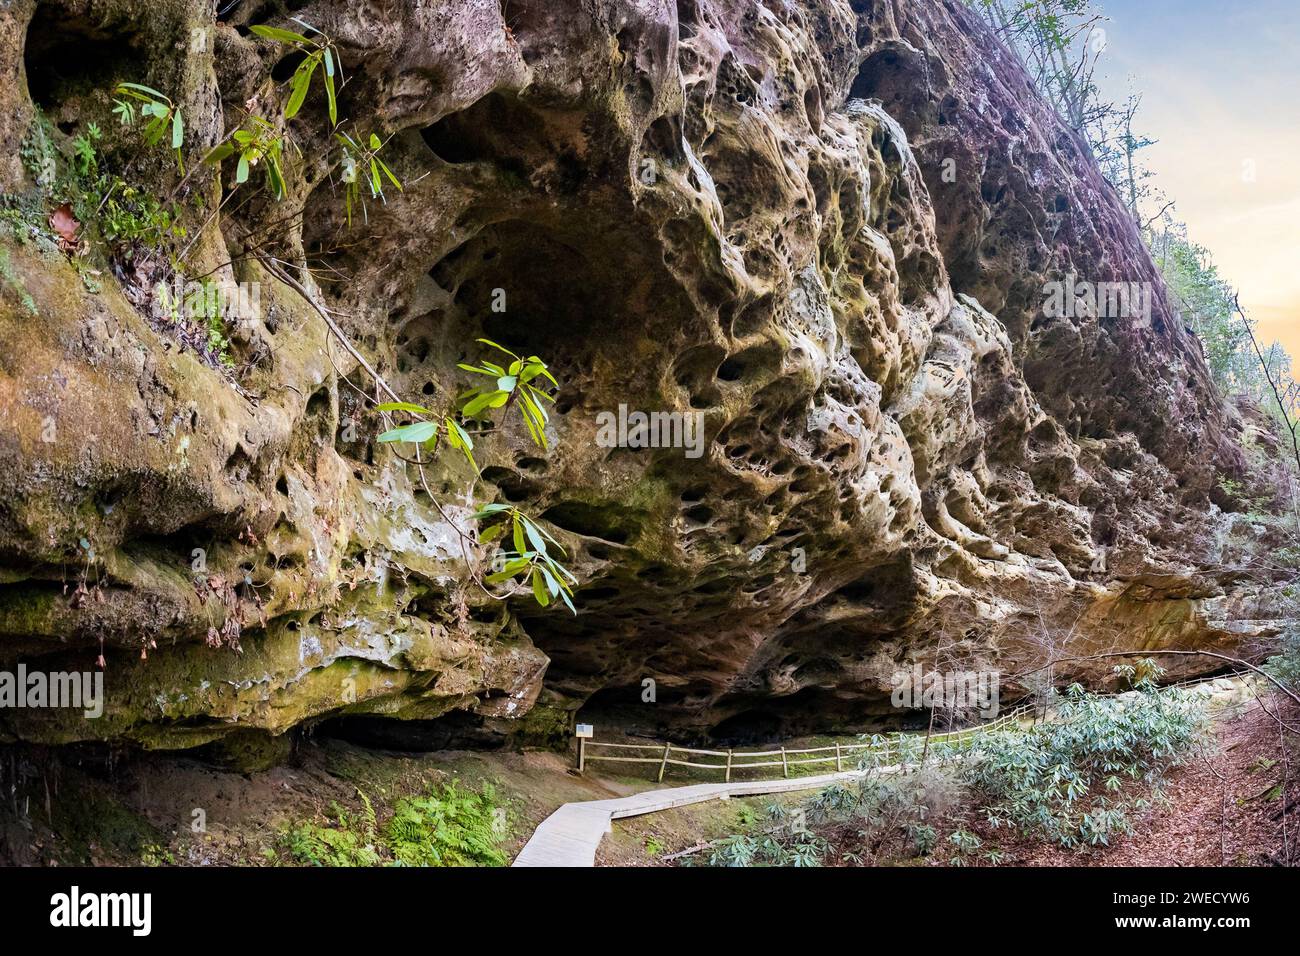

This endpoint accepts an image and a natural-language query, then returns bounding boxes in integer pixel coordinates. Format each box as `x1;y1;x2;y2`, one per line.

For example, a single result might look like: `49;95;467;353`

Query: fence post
657;743;671;783
835;742;842;772
725;749;733;783
781;746;789;779
577;735;585;774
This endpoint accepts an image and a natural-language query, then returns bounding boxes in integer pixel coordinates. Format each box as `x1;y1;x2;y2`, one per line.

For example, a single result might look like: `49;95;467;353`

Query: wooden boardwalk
511;675;1260;867
512;766;897;867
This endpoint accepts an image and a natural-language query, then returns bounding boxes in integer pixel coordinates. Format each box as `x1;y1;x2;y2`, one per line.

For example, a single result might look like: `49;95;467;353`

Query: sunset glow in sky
1092;0;1300;358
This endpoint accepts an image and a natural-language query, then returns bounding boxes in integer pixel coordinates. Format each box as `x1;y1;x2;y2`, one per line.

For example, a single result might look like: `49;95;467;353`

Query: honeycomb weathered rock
0;0;1282;749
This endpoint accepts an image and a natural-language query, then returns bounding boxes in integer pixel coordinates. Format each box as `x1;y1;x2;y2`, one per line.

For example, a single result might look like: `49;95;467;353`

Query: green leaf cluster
279;781;508;867
473;504;576;613
374;402;476;471
458;338;557;449
203;115;289;200
250;19;340;125
372;340;573;612
113;83;185;168
335;130;402;226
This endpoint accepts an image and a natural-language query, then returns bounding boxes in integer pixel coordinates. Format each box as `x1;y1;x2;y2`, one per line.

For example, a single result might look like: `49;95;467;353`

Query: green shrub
947;827;982;861
965;669;1208;848
696;670;1207;865
695;766;961;867
695;831;825;868
1265;605;1300;694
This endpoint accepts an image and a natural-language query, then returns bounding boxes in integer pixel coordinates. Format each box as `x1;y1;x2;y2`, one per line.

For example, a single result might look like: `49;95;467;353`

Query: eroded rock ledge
0;0;1285;750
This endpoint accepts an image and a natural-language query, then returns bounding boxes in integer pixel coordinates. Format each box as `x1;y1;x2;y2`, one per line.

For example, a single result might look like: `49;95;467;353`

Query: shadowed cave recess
0;0;1287;761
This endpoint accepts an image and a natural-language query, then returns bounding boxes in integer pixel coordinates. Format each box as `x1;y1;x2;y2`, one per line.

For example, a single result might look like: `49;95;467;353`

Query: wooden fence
576;672;1255;783
578;704;1037;782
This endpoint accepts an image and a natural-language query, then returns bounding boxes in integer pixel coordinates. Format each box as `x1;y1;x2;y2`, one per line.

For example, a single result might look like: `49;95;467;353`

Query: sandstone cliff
0;0;1282;752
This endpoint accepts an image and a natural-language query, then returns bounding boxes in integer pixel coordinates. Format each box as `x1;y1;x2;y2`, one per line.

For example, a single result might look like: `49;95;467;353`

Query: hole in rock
430;218;688;367
481;466;540;502
225;446;254;482
731;294;773;338
708;709;782;745
515;456;548;473
320;710;507;752
540;501;637;545
306;386;330;418
849;44;931;141
641;114;685;162
24;3;145;113
422;92;588;194
682;504;714;525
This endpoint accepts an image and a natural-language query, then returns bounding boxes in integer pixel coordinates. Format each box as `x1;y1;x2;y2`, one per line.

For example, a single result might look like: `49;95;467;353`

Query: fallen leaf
49;203;80;246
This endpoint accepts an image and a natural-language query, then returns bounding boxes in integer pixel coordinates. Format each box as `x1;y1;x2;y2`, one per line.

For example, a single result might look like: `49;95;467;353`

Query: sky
1090;0;1300;358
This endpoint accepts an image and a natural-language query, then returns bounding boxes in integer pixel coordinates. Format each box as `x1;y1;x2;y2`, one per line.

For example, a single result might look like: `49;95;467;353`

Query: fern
385;781;509;867
282;820;381;867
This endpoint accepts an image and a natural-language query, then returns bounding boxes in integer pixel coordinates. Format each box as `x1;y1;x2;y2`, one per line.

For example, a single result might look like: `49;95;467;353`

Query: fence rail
579;704;1037;782
577;672;1256;783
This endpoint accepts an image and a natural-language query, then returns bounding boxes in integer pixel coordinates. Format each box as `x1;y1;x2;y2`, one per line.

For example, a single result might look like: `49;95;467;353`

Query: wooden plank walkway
512;675;1261;866
512;765;898;867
